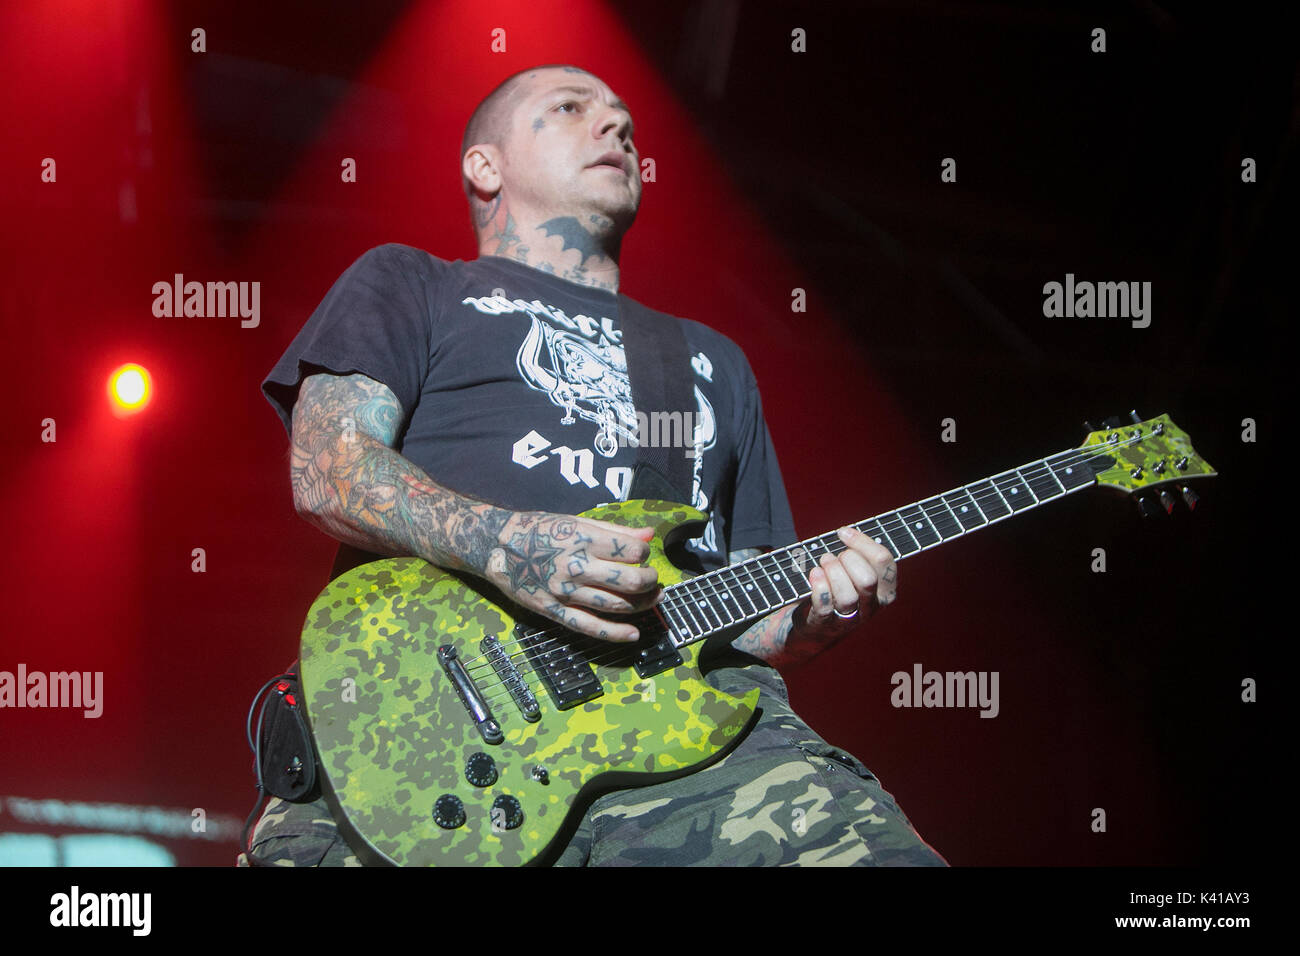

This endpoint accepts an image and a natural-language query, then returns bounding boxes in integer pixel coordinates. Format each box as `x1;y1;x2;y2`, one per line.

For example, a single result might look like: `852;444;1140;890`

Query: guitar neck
656;444;1111;648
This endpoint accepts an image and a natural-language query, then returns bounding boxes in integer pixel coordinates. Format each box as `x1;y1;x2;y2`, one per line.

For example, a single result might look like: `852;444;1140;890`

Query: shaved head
460;63;591;205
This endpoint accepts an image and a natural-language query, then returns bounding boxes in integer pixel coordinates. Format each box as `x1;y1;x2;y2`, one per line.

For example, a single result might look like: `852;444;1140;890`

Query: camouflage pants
237;665;946;867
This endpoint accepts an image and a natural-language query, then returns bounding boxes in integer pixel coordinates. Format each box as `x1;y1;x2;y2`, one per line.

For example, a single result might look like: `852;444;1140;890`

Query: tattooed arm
290;371;661;642
727;527;898;669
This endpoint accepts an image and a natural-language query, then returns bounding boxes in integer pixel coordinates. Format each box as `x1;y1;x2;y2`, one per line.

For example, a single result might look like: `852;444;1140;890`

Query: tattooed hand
478;511;661;643
794;526;897;636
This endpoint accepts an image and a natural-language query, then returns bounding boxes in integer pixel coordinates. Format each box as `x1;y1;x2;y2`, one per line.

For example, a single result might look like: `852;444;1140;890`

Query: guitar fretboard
656;446;1109;647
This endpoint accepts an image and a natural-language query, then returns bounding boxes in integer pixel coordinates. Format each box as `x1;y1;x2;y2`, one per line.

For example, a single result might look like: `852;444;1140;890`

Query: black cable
240;671;297;867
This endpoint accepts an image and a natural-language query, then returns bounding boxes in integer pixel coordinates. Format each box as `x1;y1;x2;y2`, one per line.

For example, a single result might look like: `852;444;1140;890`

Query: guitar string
478;491;1057;707
477;438;1183;707
466;437;1167;703
475;497;1097;700
464;437;1150;688
465;434;1138;671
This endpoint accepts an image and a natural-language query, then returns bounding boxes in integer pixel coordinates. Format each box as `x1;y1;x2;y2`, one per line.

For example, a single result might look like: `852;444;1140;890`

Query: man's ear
463;144;503;199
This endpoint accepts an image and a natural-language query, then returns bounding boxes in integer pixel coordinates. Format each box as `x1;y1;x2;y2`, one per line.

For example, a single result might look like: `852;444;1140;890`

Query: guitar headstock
1078;413;1216;513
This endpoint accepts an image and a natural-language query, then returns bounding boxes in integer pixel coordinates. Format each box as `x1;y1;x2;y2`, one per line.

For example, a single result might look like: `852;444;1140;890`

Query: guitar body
299;498;760;866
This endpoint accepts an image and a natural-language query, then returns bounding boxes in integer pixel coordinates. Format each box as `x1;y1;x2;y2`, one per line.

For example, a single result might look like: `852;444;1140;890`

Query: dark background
0;0;1286;867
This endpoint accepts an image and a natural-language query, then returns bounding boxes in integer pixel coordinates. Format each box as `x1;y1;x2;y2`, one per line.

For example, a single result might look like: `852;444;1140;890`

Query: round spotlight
109;363;152;413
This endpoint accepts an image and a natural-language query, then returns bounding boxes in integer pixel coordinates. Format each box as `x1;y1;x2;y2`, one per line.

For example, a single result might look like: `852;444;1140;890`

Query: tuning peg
1082;419;1098;432
1128;409;1142;424
1135;495;1163;518
1180;485;1199;511
1158;490;1176;514
1102;416;1123;429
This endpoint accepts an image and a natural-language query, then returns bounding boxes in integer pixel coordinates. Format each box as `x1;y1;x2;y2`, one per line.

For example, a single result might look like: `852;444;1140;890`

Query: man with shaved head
247;64;944;867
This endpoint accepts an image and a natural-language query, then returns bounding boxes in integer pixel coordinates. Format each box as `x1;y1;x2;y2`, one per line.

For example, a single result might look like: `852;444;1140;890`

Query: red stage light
108;363;152;413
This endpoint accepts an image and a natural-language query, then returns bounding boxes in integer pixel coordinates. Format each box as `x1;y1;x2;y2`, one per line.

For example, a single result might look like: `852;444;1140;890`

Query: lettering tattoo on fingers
543;601;577;630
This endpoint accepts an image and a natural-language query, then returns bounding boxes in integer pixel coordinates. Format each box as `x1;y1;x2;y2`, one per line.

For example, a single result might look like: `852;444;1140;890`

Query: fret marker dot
961;506;968;512
1065;467;1073;474
1010;488;1018;494
914;522;922;529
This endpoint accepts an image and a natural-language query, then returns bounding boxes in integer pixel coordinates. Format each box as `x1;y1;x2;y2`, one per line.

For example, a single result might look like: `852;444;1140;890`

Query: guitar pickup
633;634;682;679
518;624;603;711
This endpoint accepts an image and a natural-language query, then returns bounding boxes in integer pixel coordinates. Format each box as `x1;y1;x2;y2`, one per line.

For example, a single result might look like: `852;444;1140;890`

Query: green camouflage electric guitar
298;413;1214;866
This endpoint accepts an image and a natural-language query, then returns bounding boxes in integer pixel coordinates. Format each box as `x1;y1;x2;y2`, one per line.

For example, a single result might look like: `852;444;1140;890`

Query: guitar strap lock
246;669;320;804
241;668;324;866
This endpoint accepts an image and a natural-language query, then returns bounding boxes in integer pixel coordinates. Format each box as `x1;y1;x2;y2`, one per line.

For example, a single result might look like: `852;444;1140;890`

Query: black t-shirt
262;244;798;572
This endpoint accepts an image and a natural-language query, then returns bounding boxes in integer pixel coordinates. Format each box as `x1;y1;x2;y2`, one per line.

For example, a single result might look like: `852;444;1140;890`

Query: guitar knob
490;794;524;831
1181;485;1199;511
433;794;467;829
530;765;549;784
1128;409;1142;424
1176;456;1189;470
1136;495;1162;518
465;752;499;788
1158;490;1176;514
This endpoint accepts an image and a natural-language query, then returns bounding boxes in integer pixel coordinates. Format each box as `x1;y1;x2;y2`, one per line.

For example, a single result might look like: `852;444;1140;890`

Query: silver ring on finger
832;603;860;620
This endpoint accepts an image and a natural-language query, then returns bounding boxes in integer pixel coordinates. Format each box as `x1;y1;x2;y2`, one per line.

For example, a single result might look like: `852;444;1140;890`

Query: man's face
497;68;641;228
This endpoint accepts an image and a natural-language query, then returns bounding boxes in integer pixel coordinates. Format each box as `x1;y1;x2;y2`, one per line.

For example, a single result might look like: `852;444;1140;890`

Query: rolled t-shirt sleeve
726;354;799;552
261;244;439;437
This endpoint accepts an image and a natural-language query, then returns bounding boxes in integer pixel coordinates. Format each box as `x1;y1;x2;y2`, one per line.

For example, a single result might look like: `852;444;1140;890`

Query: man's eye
556;101;580;113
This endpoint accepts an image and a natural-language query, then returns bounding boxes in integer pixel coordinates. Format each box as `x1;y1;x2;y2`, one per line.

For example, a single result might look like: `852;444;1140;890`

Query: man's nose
595;107;633;142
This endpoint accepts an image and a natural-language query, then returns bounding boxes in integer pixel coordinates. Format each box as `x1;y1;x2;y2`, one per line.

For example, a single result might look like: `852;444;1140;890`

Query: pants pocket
787;736;908;823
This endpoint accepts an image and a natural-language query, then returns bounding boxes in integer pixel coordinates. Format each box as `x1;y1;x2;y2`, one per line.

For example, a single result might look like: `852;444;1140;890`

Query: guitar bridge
437;645;503;745
518;624;603;711
482;635;540;722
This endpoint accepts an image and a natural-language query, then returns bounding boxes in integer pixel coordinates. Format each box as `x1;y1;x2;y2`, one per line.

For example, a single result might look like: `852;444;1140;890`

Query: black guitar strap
617;292;696;505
